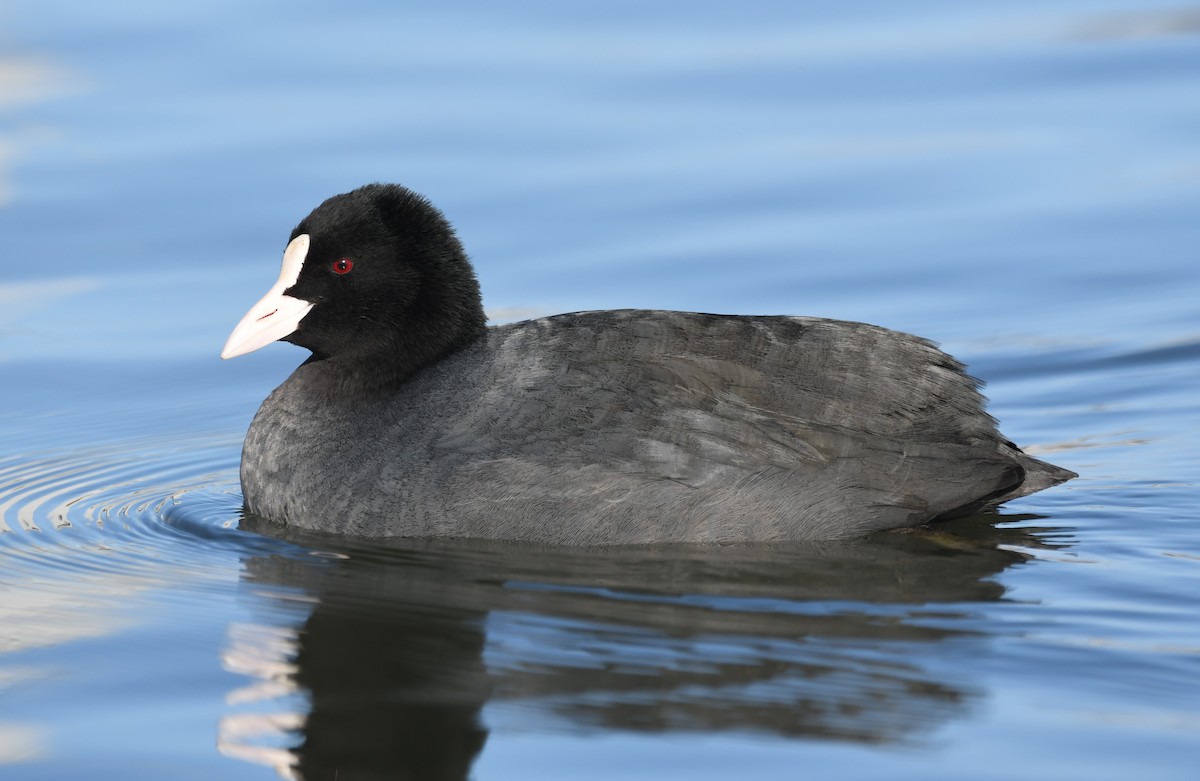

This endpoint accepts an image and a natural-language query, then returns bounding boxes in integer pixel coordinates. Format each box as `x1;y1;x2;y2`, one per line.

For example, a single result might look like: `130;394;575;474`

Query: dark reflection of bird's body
291;588;488;780
231;514;1061;780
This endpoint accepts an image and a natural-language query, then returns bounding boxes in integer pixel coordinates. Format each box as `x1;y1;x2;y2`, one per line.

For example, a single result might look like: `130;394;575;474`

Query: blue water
1;1;1198;779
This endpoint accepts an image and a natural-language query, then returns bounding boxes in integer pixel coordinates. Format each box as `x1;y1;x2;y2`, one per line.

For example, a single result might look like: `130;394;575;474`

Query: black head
280;184;487;384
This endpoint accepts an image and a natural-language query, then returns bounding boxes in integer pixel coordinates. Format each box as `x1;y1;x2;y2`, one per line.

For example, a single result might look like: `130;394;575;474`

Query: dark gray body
241;310;1074;544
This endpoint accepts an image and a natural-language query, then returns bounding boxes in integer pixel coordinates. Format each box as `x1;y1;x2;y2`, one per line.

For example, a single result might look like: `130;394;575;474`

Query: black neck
298;320;486;398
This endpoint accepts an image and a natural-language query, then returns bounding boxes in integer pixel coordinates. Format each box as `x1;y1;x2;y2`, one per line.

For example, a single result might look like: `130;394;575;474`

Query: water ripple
0;434;277;574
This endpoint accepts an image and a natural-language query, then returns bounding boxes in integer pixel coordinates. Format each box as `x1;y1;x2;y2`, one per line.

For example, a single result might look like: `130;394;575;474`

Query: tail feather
932;446;1075;522
1008;450;1077;500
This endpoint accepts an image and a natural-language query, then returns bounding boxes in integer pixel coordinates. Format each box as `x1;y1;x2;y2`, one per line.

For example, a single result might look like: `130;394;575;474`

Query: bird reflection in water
219;514;1064;780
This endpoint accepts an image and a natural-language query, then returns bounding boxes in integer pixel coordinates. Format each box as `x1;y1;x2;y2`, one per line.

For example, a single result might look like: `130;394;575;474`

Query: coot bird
222;184;1075;544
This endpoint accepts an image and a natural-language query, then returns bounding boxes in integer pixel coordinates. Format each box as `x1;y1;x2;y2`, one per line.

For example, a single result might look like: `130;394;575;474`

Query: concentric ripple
0;434;290;578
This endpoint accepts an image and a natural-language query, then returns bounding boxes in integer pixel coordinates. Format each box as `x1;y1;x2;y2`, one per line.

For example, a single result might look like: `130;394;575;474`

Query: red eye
332;258;354;275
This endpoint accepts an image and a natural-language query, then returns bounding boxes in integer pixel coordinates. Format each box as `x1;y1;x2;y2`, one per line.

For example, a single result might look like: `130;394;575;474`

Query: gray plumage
230;185;1075;544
